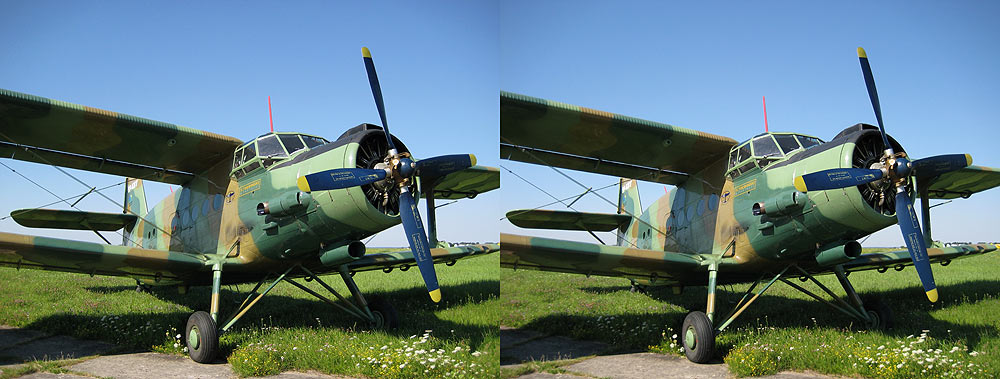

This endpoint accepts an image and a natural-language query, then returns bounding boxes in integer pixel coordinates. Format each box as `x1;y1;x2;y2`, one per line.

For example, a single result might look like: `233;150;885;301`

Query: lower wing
0;231;208;283
836;243;997;273
500;233;703;285
347;243;498;273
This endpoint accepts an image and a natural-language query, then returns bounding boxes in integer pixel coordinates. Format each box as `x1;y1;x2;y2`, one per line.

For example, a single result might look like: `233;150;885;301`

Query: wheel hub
188;327;200;349
685;327;697;349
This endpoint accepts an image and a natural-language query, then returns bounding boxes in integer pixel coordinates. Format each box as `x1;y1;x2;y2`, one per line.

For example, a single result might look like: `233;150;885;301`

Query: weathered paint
500;93;1000;287
0;89;500;289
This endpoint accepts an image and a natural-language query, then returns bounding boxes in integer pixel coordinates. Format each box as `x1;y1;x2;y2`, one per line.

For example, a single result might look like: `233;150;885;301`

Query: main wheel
681;311;715;363
861;297;893;331
185;311;219;363
367;296;399;330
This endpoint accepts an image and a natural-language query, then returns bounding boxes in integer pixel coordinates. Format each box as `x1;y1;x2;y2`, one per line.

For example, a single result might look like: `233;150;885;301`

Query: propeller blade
912;154;972;178
416;154;477;178
398;188;441;302
894;190;938;302
297;168;387;192
793;168;883;192
858;47;892;153
362;47;397;152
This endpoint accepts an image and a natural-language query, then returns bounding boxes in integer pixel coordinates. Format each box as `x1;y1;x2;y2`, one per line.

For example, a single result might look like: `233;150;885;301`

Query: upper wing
0;231;208;282
837;243;997;273
421;165;500;200
500;233;703;285
506;209;631;232
500;91;737;185
0;88;244;185
347;243;498;272
921;166;1000;199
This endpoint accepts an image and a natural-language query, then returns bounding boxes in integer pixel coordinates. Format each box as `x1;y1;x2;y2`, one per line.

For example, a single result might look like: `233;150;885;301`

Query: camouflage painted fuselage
620;125;902;284
127;124;407;284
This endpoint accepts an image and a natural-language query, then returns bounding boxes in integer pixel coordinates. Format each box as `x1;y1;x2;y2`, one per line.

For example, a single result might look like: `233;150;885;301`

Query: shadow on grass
518;279;1000;362
20;279;499;361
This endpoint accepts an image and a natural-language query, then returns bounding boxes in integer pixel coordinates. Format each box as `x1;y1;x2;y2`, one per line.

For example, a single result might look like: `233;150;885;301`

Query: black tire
681;311;715;363
862;297;893;331
367;296;399;330
185;311;219;363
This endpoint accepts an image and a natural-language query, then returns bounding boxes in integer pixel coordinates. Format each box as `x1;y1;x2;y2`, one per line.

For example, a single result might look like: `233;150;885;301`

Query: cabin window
774;134;801;154
302;135;327;148
279;134;306;154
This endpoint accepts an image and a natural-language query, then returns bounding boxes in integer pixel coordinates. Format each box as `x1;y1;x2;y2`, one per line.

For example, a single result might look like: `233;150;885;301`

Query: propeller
295;47;476;303
792;47;974;303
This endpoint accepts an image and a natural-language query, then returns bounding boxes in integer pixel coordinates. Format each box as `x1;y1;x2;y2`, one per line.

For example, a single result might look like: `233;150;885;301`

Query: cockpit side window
752;136;782;158
242;143;257;164
736;143;752;163
774;134;801;154
257;135;287;158
796;135;822;149
233;147;245;170
301;135;327;149
279;134;306;154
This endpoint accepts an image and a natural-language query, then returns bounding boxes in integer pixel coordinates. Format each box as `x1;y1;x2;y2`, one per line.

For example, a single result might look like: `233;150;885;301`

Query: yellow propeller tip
926;288;938;303
793;176;808;193
469;154;477;167
362;47;372;58
429;288;441;303
965;154;973;166
296;176;312;192
857;47;867;58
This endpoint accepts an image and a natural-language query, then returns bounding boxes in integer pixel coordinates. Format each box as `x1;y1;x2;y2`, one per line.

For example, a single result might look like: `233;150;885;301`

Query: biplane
0;48;499;363
499;48;1000;363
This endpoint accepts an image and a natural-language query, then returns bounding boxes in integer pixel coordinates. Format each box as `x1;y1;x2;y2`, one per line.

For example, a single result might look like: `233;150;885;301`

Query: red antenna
268;96;274;133
762;95;769;133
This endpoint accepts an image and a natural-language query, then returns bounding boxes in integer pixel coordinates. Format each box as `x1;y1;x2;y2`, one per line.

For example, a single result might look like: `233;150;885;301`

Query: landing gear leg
186;263;223;363
135;280;151;293
629;280;647;294
682;262;718;363
779;265;893;330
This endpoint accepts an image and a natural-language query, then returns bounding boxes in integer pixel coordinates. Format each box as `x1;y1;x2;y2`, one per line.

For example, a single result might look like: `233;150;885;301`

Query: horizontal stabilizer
506;209;631;232
11;208;138;231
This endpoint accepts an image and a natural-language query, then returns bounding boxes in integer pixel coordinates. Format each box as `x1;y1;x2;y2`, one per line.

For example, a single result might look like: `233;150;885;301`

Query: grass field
500;249;1000;378
0;249;499;378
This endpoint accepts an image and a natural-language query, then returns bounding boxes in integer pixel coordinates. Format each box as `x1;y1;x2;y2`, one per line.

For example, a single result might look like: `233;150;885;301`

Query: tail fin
617;178;640;245
124;178;148;222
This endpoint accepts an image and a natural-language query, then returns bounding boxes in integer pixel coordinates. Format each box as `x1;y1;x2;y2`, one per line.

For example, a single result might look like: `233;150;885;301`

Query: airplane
498;47;1000;363
0;47;499;363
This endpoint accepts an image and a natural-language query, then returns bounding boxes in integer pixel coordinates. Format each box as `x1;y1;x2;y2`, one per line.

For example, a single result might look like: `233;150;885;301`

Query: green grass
0;249;499;378
500;249;1000;378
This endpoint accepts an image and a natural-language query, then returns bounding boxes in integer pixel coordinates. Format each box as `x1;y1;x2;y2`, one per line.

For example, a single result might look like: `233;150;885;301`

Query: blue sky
0;1;499;247
499;1;1000;247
